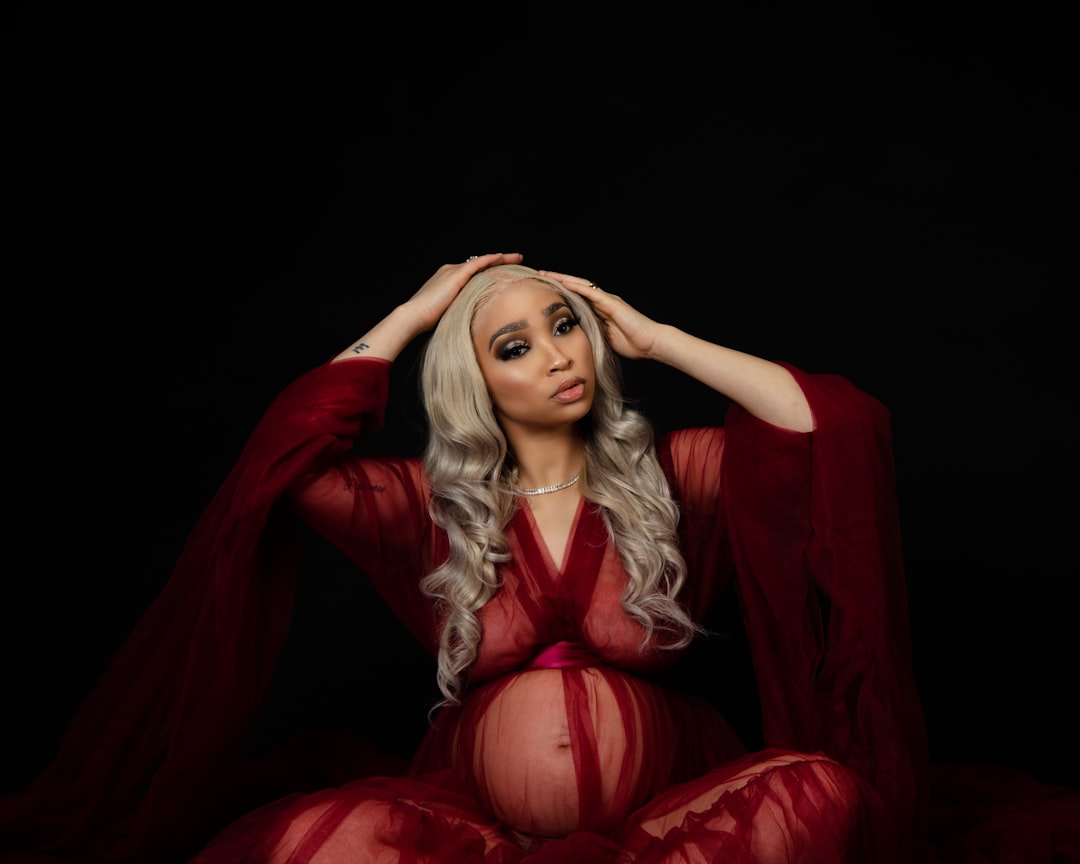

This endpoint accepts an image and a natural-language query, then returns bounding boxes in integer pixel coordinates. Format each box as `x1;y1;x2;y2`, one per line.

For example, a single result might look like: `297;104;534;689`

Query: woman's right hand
333;252;522;363
406;253;524;333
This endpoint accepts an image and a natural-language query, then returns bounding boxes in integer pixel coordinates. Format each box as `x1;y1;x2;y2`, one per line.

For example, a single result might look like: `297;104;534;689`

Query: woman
189;252;923;862
0;254;927;862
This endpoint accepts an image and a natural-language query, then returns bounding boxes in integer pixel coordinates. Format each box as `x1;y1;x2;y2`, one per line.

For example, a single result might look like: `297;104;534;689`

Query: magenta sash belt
525;640;604;669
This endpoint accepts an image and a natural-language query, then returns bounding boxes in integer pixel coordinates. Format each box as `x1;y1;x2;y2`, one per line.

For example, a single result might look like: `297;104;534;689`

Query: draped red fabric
721;366;931;862
2;357;1077;863
0;360;392;862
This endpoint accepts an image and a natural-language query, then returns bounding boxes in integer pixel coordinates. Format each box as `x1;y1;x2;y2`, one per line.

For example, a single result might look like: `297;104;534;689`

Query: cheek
572;327;594;363
486;366;536;409
579;343;596;377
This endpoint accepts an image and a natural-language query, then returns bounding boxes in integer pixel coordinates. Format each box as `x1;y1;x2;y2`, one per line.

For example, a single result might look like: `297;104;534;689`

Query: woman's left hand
539;270;661;360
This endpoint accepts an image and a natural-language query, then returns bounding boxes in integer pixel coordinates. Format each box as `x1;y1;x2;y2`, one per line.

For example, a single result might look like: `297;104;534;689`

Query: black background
5;3;1077;795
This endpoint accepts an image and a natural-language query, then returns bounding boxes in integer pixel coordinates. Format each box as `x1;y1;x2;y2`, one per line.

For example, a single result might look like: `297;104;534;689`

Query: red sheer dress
190;356;915;863
5;357;1072;863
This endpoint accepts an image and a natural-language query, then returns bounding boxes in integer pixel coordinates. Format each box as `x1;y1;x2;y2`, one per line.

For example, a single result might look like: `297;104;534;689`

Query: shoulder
657;427;727;509
658;427;727;475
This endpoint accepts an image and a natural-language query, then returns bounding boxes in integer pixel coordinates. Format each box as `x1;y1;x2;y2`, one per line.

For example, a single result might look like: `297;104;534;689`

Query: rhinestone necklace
515;472;581;496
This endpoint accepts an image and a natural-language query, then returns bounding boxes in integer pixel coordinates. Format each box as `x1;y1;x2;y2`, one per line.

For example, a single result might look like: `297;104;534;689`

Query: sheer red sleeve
0;358;396;863
662;366;1080;863
718;364;930;861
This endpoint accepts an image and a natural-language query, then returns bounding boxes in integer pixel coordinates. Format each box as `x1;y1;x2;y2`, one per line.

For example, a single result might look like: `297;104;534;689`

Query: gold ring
587;281;599;290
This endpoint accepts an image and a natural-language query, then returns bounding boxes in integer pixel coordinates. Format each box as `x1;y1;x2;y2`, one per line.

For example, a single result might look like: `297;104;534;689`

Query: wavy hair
418;264;701;708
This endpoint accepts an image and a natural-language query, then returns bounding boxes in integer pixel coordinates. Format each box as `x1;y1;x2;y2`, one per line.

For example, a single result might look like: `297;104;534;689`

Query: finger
464;252;523;264
538;270;598;294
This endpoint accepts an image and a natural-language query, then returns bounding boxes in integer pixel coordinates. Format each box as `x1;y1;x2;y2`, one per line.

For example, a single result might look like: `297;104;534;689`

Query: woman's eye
498;342;528;361
555;317;579;336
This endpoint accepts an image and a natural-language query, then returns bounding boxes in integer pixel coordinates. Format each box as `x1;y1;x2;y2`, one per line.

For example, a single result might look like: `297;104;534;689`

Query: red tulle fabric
2;358;1077;863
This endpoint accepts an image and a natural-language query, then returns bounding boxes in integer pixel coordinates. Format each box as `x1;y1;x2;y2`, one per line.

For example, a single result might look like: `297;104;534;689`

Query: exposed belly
463;667;648;839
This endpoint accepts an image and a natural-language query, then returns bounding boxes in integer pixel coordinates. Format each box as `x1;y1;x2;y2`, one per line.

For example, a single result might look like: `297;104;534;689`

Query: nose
547;345;572;373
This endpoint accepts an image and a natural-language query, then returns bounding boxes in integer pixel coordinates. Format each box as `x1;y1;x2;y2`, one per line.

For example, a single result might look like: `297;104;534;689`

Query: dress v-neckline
520;496;586;576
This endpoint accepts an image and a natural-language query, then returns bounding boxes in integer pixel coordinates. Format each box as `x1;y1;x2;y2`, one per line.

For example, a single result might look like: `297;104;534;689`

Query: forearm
648;324;814;432
331;253;525;364
331;302;427;364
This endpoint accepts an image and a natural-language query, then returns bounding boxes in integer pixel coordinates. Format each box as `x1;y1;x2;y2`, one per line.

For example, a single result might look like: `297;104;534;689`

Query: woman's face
471;279;595;436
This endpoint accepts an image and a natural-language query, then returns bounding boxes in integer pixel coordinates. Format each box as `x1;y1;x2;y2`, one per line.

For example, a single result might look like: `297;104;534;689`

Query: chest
522;493;580;569
468;501;670;681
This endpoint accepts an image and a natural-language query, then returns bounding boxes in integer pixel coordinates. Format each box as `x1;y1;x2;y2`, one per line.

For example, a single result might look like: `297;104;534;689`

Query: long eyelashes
497;342;529;361
497;317;581;361
555;316;581;336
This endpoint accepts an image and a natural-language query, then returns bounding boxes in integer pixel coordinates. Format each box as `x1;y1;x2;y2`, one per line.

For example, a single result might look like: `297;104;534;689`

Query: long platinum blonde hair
418;264;701;707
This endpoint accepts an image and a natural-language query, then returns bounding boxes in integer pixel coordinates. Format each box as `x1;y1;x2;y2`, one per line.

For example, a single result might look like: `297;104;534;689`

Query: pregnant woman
191;252;918;862
1;253;928;863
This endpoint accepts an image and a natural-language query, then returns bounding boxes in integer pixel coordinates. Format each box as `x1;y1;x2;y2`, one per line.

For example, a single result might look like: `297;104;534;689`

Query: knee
756;750;870;810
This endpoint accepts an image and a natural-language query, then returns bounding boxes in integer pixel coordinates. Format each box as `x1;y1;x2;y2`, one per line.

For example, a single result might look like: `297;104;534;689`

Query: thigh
618;748;895;864
190;775;520;864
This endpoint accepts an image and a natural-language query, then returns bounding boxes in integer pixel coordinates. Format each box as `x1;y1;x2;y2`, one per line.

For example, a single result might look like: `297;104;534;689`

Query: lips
551;377;586;403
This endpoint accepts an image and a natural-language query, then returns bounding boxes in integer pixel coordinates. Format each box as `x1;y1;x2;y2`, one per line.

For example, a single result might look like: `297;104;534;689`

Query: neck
506;432;584;494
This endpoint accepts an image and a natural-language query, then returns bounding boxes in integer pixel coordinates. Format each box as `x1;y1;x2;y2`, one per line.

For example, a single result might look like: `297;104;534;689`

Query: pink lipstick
551;377;586;403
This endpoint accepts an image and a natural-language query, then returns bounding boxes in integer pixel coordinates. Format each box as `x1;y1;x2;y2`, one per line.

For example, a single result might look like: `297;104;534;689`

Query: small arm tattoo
351;342;371;354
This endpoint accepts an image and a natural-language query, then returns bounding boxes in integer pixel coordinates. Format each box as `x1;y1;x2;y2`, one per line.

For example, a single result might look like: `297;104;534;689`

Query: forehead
472;279;566;326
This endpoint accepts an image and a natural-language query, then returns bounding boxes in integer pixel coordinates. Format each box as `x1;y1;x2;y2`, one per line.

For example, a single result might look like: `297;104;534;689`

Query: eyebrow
487;301;569;350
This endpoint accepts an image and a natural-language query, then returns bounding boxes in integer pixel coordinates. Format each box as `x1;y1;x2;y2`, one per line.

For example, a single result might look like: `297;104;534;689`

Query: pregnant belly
462;664;659;839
